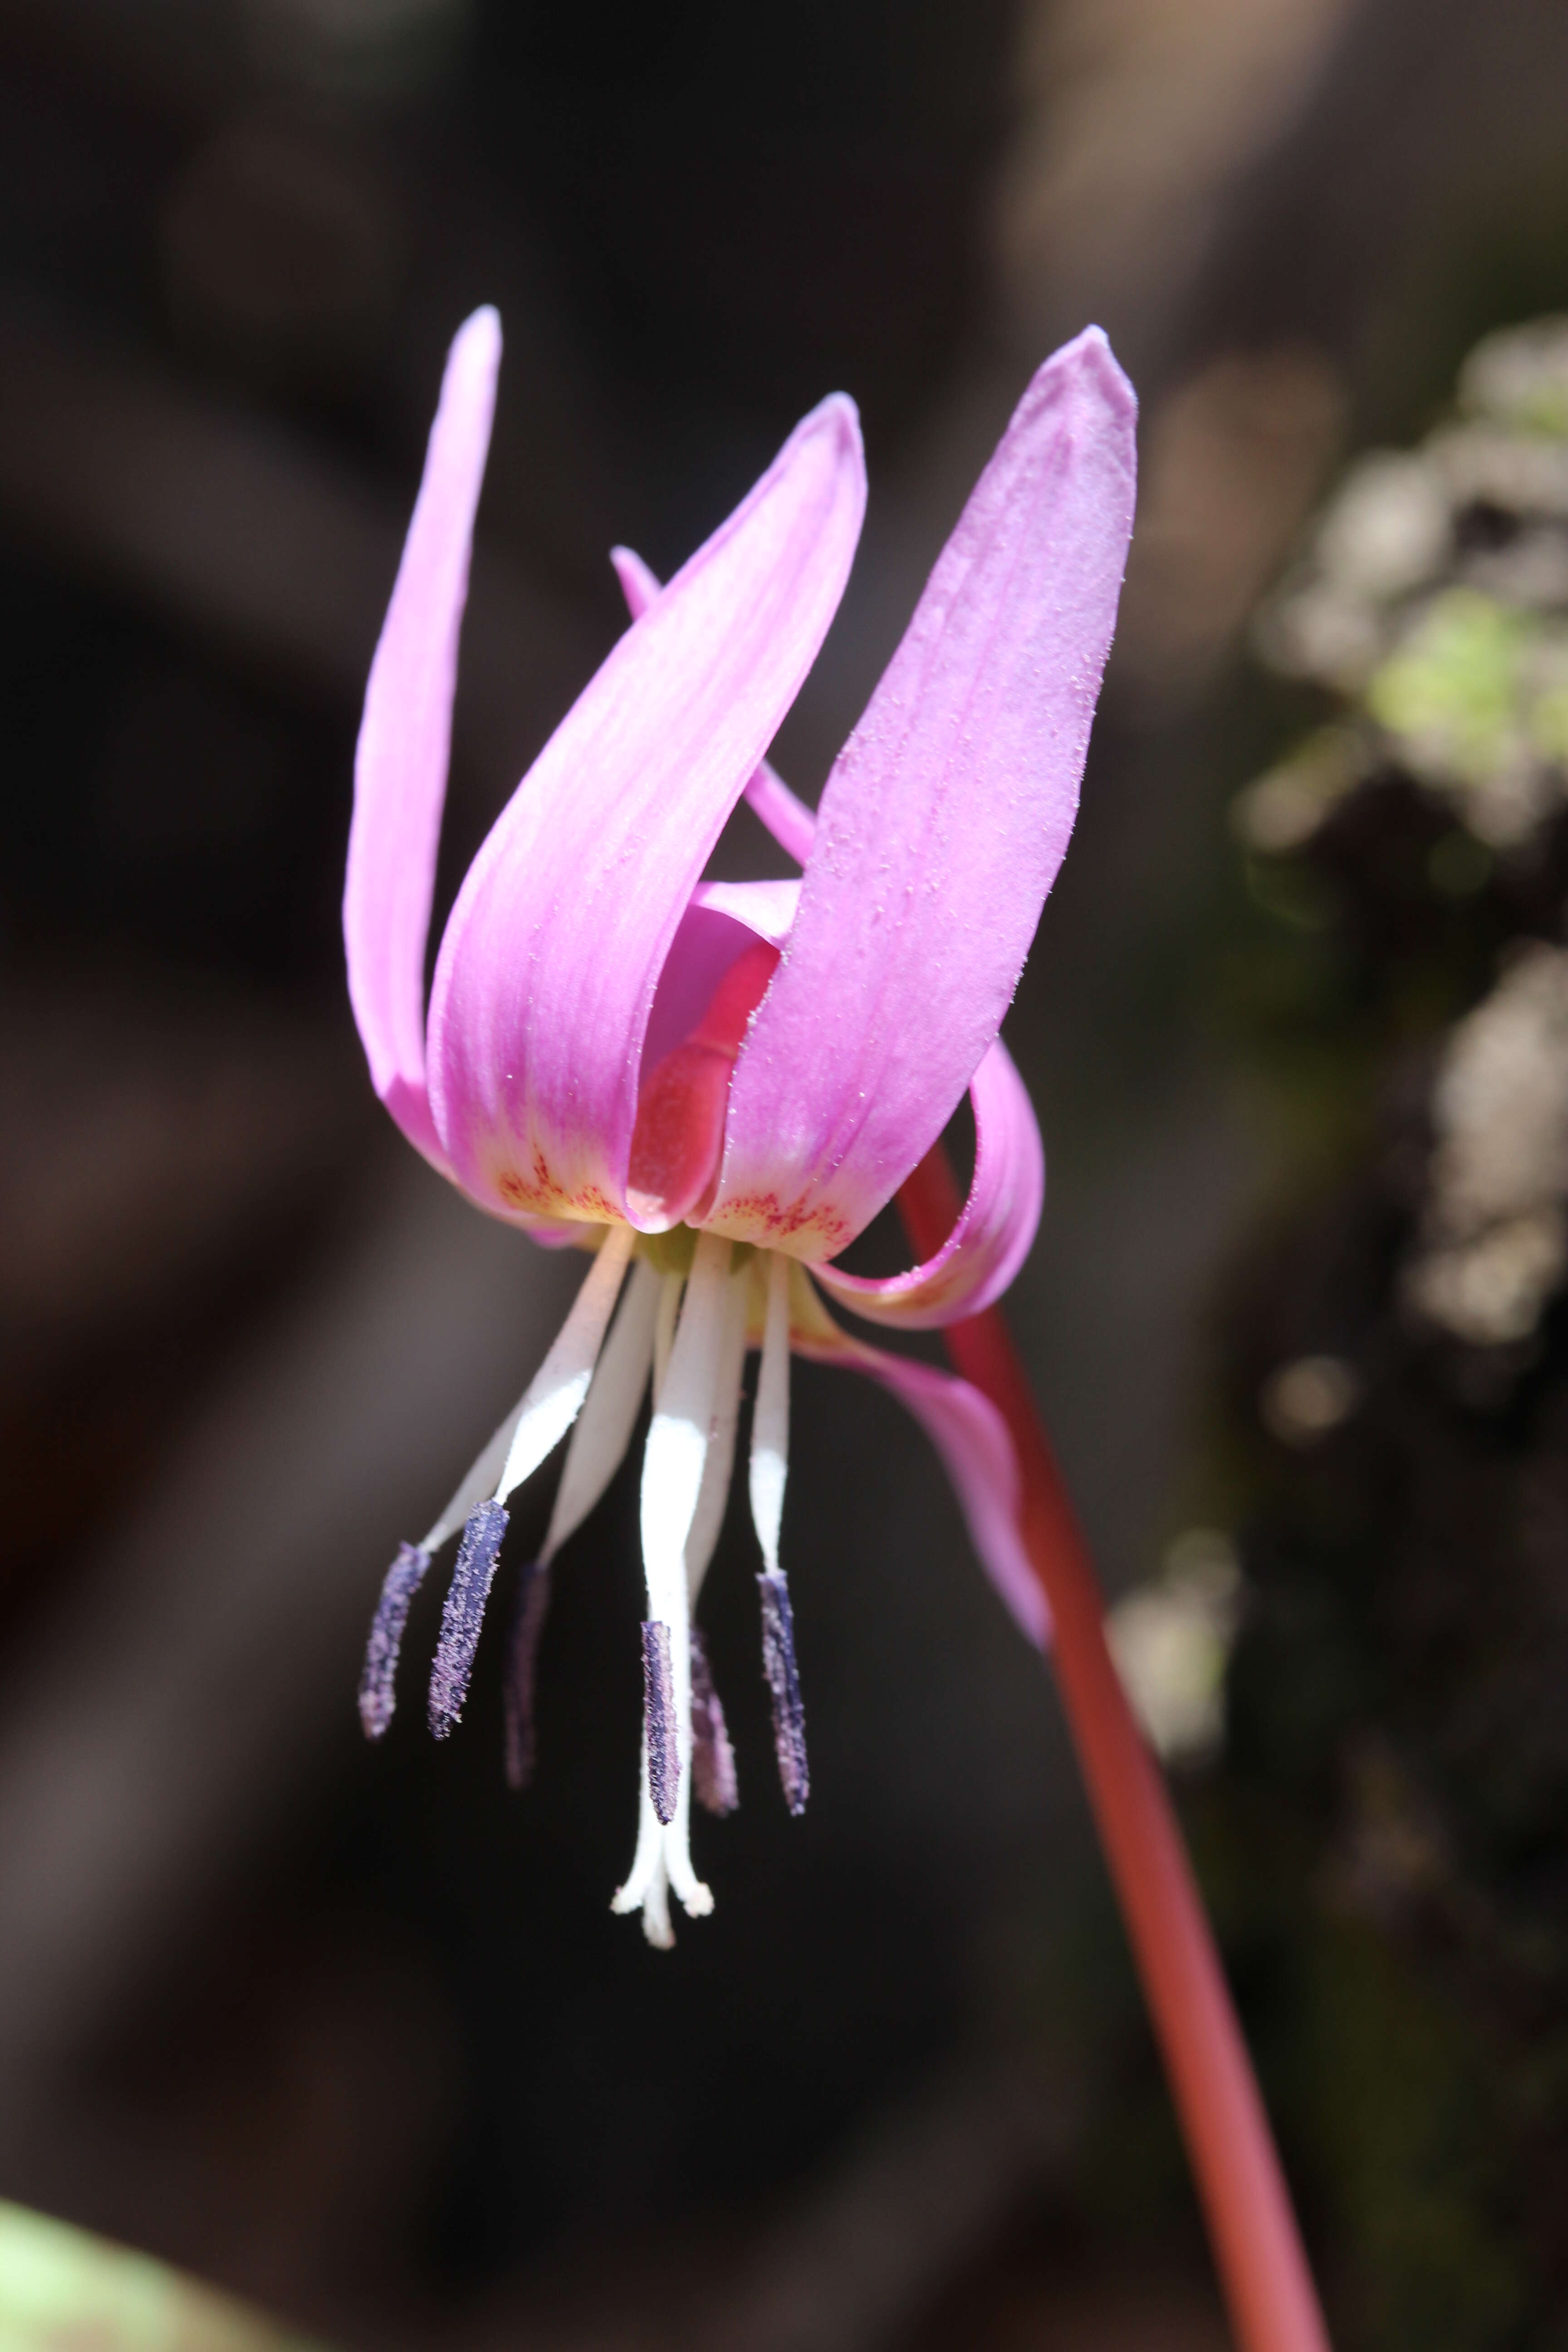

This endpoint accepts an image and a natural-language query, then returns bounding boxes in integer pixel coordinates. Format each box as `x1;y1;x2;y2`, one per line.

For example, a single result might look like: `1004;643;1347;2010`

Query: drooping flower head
347;308;1135;1944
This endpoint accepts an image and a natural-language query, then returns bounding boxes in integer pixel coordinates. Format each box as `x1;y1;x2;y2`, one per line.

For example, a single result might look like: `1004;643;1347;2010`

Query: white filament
652;1266;682;1398
493;1226;634;1506
420;1402;524;1555
539;1258;660;1565
612;1230;731;1927
685;1261;751;1609
748;1249;791;1578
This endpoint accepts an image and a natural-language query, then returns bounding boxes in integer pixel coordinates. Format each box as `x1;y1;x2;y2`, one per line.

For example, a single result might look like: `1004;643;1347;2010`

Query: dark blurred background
4;0;1568;2345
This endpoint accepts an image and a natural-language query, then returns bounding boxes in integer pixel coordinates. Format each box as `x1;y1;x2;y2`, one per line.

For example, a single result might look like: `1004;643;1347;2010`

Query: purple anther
690;1626;739;1816
641;1620;679;1825
428;1499;509;1739
358;1542;431;1740
758;1571;808;1815
503;1560;552;1791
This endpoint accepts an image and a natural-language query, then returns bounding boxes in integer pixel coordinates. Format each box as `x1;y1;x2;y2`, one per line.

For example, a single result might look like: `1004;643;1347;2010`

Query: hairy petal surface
788;1269;1048;1646
710;328;1137;1259
345;306;500;1172
611;594;1048;1324
428;399;865;1229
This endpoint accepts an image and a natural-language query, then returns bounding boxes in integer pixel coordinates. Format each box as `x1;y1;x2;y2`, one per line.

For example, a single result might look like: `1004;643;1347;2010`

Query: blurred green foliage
1190;318;1568;2347
0;2200;322;2352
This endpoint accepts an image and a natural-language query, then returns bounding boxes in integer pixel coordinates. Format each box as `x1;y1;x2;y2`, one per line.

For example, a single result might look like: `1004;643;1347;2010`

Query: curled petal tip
345;295;504;1169
441;307;503;425
610;544;660;618
453;303;502;365
1043;323;1138;427
427;379;865;1219
811;388;863;451
714;314;1134;1254
769;390;865;510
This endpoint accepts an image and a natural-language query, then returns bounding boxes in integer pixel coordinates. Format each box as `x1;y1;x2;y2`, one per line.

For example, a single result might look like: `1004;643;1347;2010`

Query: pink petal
790;1277;1048;1646
739;761;819;869
344;306;500;1174
708;328;1137;1260
612;547;819;868
641;879;800;1080
629;879;799;1231
810;1037;1044;1329
628;937;783;1228
427;398;865;1229
616;570;1046;1321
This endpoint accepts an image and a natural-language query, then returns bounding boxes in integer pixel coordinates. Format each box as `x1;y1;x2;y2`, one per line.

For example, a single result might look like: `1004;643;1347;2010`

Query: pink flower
348;307;1135;1945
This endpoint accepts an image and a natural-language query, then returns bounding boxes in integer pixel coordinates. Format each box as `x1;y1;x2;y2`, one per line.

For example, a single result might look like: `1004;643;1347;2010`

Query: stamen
684;1257;752;1608
358;1543;430;1740
758;1570;809;1815
681;1264;748;1821
502;1560;551;1791
690;1627;738;1815
653;1267;682;1399
495;1225;635;1505
641;1620;679;1825
540;1258;661;1566
429;1499;508;1738
491;1260;666;1793
420;1405;524;1558
748;1250;791;1579
416;1225;635;1567
749;1251;808;1811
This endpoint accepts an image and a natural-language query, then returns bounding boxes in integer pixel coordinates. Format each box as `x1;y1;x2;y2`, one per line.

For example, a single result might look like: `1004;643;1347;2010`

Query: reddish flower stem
897;1147;1331;2352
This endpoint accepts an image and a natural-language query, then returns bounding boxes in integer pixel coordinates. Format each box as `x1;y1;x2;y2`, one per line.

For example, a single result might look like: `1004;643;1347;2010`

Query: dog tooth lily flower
347;305;1135;1945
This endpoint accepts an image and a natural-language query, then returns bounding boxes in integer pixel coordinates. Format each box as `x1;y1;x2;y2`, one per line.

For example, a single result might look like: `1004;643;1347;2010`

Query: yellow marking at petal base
706;1191;855;1255
637;1225;700;1278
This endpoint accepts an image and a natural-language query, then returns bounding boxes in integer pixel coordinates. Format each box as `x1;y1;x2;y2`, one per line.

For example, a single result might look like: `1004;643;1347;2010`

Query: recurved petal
344;306;500;1173
708;328;1136;1260
809;1039;1043;1329
788;1269;1048;1646
427;399;865;1228
740;760;821;872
